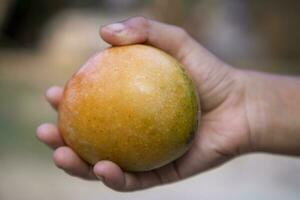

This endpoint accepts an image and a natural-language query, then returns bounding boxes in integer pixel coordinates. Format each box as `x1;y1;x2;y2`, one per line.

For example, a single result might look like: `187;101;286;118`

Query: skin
36;17;300;192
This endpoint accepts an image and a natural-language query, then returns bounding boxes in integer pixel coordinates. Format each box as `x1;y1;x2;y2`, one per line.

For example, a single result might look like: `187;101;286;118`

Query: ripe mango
58;44;199;171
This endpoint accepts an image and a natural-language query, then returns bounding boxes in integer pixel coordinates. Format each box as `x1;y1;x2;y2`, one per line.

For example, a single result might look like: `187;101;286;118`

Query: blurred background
0;0;299;199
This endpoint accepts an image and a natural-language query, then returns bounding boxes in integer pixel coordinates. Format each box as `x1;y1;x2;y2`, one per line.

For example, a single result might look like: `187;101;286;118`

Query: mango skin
58;44;199;172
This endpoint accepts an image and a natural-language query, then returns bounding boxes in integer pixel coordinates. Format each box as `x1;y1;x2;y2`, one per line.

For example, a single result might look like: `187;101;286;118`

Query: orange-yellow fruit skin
58;44;199;171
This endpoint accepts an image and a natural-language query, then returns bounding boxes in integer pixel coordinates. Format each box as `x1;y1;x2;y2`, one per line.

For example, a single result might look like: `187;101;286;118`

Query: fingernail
104;23;126;33
36;127;44;141
46;86;59;98
36;124;48;137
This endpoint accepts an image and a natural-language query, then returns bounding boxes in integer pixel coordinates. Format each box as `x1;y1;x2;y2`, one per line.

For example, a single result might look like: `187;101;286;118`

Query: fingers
93;161;162;192
100;16;197;61
35;123;183;190
93;161;141;191
36;123;65;149
93;161;127;190
35;121;184;190
36;124;96;180
53;146;97;180
45;86;63;110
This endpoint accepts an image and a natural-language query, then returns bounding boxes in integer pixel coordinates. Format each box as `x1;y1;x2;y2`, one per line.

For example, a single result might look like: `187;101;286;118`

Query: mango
58;44;199;171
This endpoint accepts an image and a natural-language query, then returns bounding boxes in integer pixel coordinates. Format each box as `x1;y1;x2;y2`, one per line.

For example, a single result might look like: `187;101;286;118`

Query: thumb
100;16;234;112
99;16;196;61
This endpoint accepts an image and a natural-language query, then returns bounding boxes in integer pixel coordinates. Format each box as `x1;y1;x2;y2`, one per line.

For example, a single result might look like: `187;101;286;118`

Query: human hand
36;17;262;191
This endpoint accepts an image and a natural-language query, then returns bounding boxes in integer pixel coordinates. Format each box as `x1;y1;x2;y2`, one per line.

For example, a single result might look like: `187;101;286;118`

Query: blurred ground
0;1;300;199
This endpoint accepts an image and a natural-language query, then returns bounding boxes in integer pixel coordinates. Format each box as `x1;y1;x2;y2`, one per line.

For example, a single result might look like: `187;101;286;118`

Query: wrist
241;70;300;155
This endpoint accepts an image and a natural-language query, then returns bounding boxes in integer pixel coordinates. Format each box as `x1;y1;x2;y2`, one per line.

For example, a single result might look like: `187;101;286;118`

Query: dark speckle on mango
58;44;200;172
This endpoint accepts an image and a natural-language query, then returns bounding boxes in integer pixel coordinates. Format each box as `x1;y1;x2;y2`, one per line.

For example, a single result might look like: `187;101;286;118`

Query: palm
37;17;251;191
156;49;251;180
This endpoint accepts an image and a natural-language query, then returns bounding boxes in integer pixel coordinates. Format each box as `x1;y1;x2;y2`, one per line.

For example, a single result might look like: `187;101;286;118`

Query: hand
36;17;254;191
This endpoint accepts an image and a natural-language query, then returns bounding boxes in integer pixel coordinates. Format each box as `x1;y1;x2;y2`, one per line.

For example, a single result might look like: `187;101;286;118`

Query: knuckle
132;16;148;23
128;16;149;29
